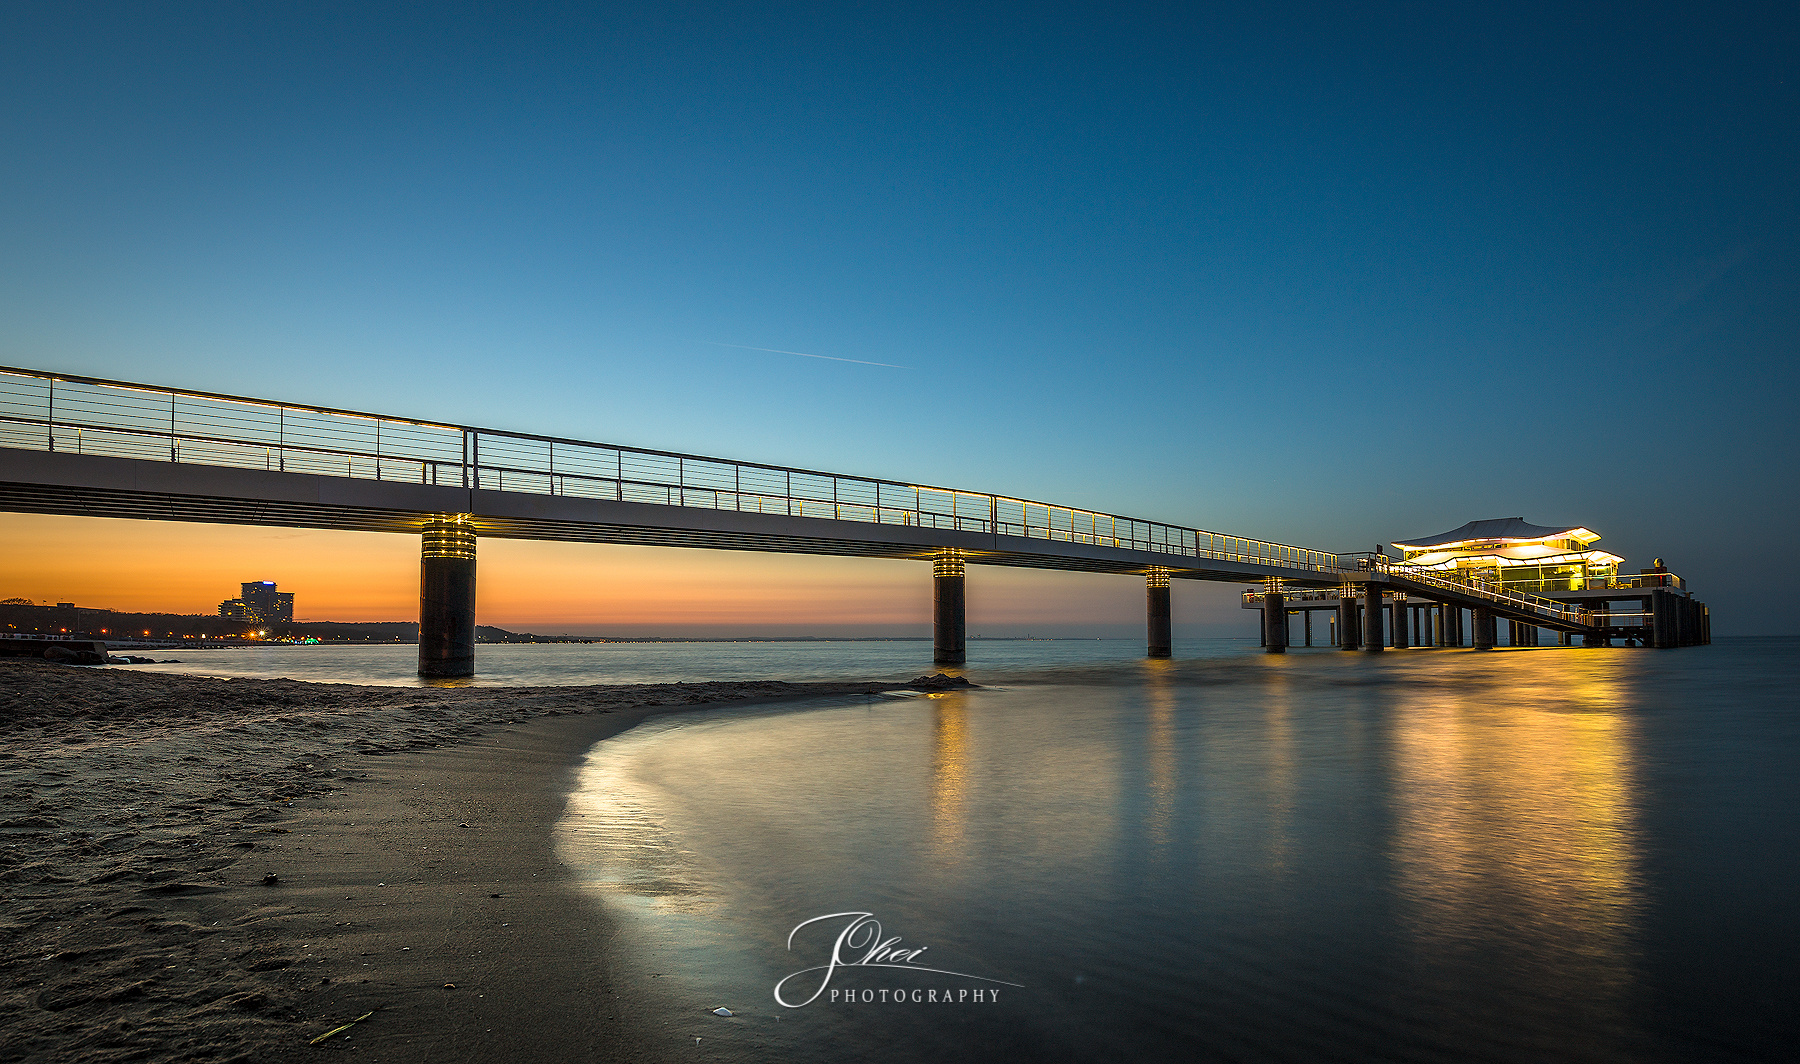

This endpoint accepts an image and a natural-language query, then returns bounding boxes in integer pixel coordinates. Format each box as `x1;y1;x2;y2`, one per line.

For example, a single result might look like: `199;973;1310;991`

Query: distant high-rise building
218;581;295;624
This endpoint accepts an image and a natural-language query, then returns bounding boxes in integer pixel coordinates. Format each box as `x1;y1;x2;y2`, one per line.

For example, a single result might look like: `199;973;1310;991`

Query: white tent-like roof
1391;518;1599;551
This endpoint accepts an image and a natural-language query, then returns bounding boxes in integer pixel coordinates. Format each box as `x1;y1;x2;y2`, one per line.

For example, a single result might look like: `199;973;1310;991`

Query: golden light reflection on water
1392;652;1643;1010
927;691;970;869
1143;658;1177;854
1261;662;1297;874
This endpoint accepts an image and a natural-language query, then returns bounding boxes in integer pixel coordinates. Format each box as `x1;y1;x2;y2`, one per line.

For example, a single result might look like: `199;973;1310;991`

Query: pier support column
1303;610;1313;647
1146;569;1172;658
1651;590;1675;649
1472;608;1496;650
933;550;967;664
1337;590;1359;651
1392;598;1410;649
1262;580;1287;653
1362;583;1385;651
419;514;477;678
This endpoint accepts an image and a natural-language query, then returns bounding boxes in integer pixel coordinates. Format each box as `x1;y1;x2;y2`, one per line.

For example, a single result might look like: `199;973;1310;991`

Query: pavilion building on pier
1388;518;1625;596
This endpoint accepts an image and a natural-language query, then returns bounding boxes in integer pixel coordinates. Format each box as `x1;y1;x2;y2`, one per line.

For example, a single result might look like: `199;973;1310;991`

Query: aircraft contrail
703;341;907;370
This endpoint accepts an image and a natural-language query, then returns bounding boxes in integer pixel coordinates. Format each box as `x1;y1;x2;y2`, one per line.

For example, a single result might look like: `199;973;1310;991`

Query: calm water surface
125;637;1180;686
551;638;1800;1063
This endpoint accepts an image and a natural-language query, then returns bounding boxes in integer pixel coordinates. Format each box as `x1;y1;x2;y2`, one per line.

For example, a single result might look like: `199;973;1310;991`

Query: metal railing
0;366;1342;572
1241;589;1348;606
1367;557;1590;625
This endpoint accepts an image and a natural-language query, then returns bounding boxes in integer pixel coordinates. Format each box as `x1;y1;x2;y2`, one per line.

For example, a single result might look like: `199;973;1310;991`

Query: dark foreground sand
0;659;943;1063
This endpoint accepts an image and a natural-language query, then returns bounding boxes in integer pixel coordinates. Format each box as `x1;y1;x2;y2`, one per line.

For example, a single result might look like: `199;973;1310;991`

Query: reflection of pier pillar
1473;608;1495;650
1337;590;1359;651
419;514;477;678
1146;569;1171;658
1262;580;1287;653
933;550;967;664
1362;582;1384;651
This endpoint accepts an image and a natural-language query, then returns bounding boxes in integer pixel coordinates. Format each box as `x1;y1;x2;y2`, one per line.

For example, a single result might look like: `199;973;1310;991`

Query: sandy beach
0;659;938;1063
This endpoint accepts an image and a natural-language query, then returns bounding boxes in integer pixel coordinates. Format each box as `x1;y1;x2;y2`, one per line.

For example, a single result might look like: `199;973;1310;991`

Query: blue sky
3;2;1795;633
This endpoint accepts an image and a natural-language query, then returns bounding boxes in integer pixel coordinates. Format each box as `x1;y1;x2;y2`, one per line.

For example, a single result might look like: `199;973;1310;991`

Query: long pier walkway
0;366;1707;674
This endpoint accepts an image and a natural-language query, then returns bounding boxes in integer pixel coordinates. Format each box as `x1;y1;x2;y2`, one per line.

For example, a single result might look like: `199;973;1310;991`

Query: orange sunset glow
0;513;1245;637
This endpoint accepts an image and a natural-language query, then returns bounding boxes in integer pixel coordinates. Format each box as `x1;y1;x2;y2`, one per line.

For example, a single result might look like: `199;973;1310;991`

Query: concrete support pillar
1362;583;1385;651
1392;598;1409;649
933;550;967;664
1146;569;1171;659
1473;607;1496;650
1262;581;1288;653
1650;590;1674;649
1594;600;1610;647
1337;591;1359;652
419;514;477;678
1303;609;1313;647
1442;605;1461;647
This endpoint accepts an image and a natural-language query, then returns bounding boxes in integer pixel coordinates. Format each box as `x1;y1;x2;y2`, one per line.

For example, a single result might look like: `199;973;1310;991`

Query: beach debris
309;1011;375;1044
443;983;456;989
261;873;279;885
907;672;977;691
711;1007;733;1016
459;822;469;828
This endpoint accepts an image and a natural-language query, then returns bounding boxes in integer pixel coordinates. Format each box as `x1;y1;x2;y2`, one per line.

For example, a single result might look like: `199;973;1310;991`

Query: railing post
46;376;54;451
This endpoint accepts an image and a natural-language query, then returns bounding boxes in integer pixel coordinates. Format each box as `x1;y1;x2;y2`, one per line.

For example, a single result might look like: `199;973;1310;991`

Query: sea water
552;638;1800;1063
121;637;1176;687
123;636;1800;1060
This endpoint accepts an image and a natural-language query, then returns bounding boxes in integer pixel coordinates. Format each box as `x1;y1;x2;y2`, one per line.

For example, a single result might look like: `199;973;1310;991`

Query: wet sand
0;659;934;1063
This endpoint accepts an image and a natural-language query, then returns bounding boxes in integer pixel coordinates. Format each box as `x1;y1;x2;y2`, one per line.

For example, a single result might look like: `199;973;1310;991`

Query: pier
0;367;1709;674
